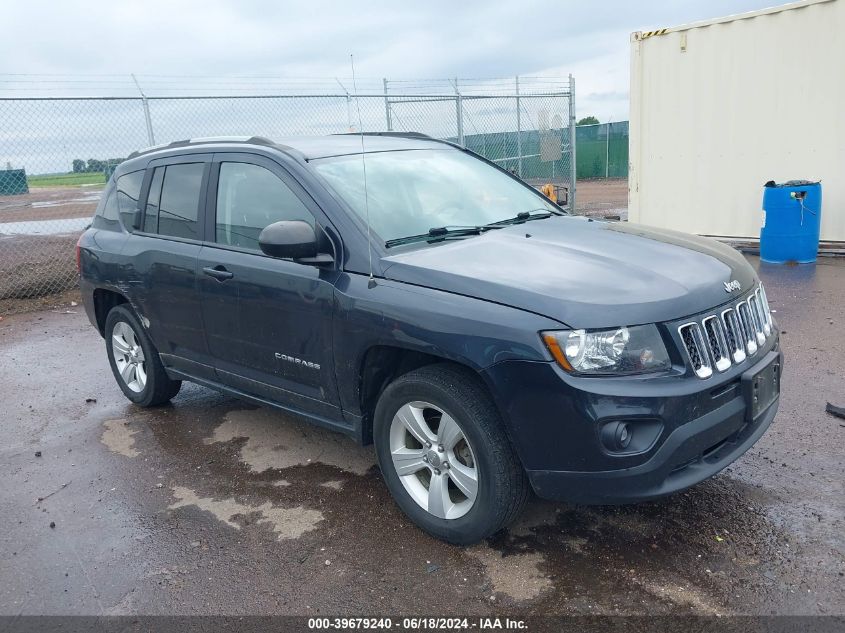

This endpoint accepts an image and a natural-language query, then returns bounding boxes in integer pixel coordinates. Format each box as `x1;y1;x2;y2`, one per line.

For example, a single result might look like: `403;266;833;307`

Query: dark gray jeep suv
78;134;782;544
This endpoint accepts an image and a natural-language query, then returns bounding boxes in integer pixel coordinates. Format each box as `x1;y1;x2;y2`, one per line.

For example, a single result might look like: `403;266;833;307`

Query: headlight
541;325;670;376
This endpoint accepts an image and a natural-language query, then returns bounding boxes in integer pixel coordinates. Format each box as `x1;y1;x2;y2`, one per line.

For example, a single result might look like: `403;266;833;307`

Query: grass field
27;172;106;188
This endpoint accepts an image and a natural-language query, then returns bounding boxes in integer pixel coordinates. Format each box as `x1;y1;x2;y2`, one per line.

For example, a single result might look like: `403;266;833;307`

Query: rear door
120;154;215;379
197;152;342;419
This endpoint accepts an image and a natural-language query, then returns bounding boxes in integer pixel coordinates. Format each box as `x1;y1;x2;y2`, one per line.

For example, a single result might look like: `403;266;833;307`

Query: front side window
312;149;557;244
215;162;314;251
115;170;144;231
144;163;205;240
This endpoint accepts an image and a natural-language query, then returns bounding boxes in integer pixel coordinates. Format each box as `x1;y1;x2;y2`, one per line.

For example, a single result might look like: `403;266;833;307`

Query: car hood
380;216;757;328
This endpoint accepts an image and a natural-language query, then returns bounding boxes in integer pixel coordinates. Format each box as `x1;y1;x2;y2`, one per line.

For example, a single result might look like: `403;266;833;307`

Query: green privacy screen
455;121;628;181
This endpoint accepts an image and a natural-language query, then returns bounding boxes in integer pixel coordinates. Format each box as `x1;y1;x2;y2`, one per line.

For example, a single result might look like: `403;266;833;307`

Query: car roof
117;133;455;176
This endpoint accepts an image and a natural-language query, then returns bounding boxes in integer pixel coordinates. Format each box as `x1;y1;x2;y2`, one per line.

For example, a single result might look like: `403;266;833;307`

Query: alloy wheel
111;321;147;393
389;401;478;519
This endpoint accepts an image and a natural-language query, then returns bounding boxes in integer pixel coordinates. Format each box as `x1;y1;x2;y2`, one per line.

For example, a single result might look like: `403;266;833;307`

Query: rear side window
144;163;205;240
144;168;164;233
215;162;314;251
101;190;119;221
115;170;144;231
92;188;120;229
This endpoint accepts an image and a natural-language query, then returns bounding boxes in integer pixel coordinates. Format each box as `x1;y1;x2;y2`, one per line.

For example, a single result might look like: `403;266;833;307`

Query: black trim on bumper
527;351;782;504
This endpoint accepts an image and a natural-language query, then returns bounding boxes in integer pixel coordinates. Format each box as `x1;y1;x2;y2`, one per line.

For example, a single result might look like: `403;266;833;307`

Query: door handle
203;266;234;281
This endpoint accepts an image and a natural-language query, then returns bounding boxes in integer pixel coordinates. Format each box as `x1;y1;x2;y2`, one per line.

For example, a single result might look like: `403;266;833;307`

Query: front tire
373;364;529;544
105;305;181;407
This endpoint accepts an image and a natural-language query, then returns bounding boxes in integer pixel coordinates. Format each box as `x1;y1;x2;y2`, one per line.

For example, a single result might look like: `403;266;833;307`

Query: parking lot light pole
131;74;156;146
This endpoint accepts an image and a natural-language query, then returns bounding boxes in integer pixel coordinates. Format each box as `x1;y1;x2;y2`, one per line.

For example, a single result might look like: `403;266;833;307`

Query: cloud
0;0;777;132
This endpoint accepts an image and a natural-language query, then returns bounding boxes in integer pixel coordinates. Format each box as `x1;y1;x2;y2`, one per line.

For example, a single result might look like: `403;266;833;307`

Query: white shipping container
629;0;845;243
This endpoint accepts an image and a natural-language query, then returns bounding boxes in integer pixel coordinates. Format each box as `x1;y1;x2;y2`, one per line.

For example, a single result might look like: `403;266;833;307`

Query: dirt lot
0;255;842;617
0;185;101;304
575;178;628;215
0;185;103;223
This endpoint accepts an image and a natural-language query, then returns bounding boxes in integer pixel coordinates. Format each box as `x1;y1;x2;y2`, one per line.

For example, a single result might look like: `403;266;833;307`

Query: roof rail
354;131;432;140
126;135;276;159
336;131;464;150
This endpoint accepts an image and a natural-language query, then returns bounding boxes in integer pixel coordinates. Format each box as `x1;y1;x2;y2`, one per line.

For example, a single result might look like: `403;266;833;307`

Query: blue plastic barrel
760;180;822;263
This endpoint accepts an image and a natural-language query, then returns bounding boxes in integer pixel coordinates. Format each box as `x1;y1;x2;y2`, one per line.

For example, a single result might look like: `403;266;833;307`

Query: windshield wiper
385;225;495;249
484;209;558;228
384;209;560;249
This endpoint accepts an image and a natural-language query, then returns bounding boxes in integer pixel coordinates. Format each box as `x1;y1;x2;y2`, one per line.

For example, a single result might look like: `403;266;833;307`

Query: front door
197;153;341;421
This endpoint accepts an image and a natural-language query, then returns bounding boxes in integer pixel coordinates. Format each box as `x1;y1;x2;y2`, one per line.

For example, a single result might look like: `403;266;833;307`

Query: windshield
312;149;559;244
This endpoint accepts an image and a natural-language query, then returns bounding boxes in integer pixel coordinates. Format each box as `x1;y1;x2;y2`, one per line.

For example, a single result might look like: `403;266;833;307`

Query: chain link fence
0;78;574;302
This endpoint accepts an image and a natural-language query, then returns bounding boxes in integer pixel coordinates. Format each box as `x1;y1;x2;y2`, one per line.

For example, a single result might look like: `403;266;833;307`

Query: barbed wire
0;74;573;98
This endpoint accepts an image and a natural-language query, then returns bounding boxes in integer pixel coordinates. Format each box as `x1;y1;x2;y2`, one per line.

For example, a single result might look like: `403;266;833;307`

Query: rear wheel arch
93;288;129;336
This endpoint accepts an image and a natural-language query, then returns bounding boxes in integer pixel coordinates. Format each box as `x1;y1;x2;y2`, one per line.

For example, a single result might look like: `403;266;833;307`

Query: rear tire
105;305;181;407
373;363;529;545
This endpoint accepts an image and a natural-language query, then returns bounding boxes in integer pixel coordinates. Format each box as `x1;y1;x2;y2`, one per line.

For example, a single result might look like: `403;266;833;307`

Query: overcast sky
1;0;782;121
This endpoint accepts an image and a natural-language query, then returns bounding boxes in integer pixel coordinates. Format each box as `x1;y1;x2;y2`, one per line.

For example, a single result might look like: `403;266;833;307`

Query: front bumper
483;347;783;505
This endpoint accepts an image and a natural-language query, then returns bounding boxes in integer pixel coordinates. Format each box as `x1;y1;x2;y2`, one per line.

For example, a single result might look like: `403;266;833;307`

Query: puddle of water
169;485;324;540
0;216;90;236
31;191;101;208
205;408;376;475
101;419;140;458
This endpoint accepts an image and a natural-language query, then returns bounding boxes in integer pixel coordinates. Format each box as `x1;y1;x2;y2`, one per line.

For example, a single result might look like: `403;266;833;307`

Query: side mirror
258;220;332;264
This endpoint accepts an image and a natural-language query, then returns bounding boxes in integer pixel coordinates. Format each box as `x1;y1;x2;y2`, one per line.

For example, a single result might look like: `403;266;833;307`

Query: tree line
72;158;125;173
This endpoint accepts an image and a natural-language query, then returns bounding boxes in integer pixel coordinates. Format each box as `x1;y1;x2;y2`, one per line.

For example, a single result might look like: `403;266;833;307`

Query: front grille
678;284;774;379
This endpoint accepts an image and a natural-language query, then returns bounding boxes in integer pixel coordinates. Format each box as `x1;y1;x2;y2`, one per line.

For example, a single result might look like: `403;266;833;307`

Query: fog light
601;421;633;452
618;423;631;448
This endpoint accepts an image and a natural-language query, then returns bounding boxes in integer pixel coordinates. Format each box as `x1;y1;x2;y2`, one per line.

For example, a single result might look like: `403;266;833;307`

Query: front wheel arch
373;362;530;544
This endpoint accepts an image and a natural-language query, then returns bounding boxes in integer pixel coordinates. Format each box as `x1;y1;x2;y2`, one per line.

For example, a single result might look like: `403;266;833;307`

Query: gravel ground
0;254;842;617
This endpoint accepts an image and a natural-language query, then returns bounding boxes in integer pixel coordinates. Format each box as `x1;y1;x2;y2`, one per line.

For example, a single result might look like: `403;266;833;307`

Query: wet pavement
1;255;843;616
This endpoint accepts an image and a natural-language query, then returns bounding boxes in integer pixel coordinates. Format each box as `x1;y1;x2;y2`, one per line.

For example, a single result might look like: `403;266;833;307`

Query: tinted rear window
147;163;205;240
115;170;144;231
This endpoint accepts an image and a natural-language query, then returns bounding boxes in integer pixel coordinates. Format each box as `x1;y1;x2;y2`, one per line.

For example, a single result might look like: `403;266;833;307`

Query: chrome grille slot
721;308;746;364
757;286;773;335
736;302;758;355
747;295;766;346
755;289;770;336
702;315;731;372
679;323;713;379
